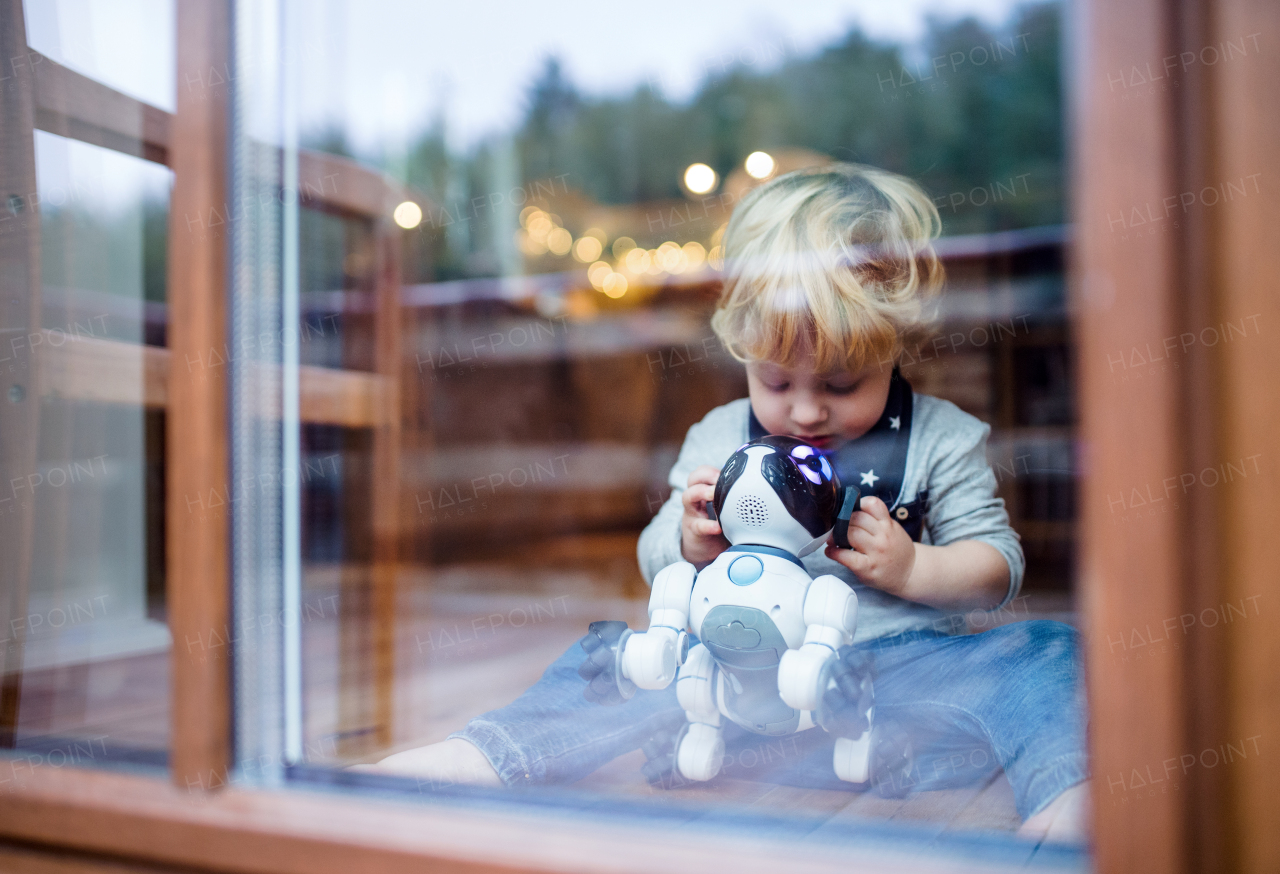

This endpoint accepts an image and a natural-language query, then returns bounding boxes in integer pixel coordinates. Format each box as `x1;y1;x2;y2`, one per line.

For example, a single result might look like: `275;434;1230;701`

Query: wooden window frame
1074;0;1279;870
3;0;1277;870
1;0;407;798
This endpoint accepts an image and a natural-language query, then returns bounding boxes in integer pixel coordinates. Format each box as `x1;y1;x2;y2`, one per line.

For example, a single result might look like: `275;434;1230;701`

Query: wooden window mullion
167;0;234;791
0;0;43;749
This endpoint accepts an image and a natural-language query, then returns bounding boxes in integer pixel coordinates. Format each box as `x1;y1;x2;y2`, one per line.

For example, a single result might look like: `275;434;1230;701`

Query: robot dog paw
815;646;875;738
867;716;917;799
829;715;917;793
577;620;634;705
639;724;682;787
639;723;724;786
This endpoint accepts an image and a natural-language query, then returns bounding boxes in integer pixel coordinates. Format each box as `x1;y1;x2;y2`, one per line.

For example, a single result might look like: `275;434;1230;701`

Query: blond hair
710;163;943;374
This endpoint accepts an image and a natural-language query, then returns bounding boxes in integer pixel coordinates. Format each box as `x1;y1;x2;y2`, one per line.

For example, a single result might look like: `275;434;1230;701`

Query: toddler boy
376;165;1088;842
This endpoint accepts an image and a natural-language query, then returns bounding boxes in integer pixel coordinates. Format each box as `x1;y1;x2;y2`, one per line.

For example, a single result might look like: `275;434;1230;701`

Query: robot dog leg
616;562;731;783
620;561;726;783
618;561;694;690
672;643;725;781
777;574;875;783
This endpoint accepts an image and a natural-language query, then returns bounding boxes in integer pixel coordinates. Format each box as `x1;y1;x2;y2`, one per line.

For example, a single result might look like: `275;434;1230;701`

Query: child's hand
824;496;916;597
680;465;729;567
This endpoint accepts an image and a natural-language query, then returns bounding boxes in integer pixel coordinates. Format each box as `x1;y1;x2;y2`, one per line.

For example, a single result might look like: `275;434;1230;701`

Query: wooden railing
28;48;412;429
2;5;419;776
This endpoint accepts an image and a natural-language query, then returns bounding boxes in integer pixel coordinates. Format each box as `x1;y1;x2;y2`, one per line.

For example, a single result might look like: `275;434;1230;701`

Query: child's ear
833;484;861;549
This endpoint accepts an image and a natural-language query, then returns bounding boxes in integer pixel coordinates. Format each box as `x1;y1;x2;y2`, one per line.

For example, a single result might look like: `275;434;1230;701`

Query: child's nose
791;398;826;426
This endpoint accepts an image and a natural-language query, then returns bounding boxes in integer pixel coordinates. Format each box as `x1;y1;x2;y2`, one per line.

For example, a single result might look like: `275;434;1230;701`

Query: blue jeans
453;619;1087;819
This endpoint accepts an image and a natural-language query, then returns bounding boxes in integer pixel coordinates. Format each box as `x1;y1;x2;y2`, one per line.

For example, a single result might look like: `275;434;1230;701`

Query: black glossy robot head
712;436;859;557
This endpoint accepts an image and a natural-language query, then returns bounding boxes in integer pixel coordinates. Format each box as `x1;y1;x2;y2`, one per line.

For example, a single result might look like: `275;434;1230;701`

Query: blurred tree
402;1;1063;278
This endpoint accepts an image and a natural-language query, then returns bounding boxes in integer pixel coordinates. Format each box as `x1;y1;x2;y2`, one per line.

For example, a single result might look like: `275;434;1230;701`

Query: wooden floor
337;557;1073;838
576;747;1025;834
11;550;1077;840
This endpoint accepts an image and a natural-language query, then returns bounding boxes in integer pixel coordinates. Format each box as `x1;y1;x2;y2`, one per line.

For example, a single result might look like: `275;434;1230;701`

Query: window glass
0;0;1087;859
1;131;171;766
22;0;176;113
264;3;1083;854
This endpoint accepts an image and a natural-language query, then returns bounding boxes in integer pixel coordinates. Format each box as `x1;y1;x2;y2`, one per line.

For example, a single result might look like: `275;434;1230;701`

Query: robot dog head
713;436;855;557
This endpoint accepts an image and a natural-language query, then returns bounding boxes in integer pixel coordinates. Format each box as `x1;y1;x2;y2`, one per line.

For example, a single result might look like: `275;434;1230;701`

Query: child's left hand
823;496;916;598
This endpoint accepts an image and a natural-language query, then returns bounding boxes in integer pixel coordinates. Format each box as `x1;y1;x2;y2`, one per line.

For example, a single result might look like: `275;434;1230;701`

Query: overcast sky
26;0;1035;161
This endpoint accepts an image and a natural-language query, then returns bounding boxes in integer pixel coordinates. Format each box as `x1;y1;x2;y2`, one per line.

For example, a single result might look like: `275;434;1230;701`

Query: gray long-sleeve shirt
636;395;1024;643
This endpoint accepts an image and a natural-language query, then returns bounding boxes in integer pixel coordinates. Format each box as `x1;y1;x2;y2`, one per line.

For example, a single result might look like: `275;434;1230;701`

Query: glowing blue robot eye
789;444;828;483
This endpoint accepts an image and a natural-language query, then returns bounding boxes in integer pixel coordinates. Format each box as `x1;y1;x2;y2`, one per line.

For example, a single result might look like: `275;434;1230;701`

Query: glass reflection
278;0;1078;845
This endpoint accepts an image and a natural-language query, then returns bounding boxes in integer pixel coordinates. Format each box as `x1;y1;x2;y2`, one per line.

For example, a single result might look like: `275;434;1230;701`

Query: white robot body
690;550;812;737
617;436;872;784
689;549;811;650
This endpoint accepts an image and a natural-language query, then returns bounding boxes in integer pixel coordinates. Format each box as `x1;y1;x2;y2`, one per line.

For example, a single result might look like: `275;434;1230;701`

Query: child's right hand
680;465;729;567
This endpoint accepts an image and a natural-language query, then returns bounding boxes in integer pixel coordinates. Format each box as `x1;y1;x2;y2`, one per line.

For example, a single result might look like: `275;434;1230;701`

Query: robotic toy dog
579;435;877;785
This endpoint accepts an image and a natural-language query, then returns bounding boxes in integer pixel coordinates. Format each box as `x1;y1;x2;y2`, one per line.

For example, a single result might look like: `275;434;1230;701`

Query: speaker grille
735;495;768;527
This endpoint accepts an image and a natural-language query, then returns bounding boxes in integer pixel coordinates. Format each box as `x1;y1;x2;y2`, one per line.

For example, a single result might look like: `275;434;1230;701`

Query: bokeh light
392;201;422;229
515;229;547;256
587;260;612;290
612;236;636;258
682;241;706;269
624;247;651;273
683;162;717;194
547;227;573;256
527;212;552;242
656;241;684;273
744;151;776;180
603;273;628;298
573;236;603;262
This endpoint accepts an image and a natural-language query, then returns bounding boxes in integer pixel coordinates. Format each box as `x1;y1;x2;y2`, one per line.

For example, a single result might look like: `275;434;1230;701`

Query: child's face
746;357;893;451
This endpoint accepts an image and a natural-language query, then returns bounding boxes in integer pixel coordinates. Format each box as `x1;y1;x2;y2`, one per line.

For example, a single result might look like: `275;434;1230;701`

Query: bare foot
353;738;503;788
1017;780;1091;844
